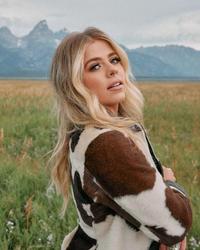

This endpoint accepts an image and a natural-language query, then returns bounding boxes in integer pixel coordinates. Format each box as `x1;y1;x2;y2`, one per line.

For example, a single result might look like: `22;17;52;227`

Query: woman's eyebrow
84;52;117;68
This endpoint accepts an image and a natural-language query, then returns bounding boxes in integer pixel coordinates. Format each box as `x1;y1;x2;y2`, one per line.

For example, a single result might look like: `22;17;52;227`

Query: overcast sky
0;0;200;50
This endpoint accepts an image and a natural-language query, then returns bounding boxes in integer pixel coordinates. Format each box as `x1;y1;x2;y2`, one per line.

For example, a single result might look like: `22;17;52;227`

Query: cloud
0;0;200;50
124;10;200;50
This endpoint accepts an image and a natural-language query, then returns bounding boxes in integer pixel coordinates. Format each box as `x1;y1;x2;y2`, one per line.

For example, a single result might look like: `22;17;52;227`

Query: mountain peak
32;19;49;32
23;19;54;42
0;26;15;36
0;26;18;48
61;27;68;32
54;27;69;40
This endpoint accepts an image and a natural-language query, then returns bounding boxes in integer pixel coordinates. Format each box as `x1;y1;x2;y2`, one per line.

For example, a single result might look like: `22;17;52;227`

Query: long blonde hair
49;26;145;216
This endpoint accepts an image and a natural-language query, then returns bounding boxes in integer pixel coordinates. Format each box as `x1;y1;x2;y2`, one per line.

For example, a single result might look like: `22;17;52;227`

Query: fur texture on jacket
61;123;192;250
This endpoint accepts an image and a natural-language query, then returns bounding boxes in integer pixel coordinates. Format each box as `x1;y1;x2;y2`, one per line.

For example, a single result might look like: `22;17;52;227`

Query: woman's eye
89;64;100;71
89;57;121;71
111;57;121;64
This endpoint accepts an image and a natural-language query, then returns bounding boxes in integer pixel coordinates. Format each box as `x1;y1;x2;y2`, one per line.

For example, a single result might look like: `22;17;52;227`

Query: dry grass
139;81;200;103
0;79;52;97
0;79;200;249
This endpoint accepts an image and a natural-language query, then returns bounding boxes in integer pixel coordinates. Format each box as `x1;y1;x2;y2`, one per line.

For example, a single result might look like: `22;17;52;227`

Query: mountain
0;20;200;79
21;20;56;49
133;45;200;78
0;20;69;77
54;28;69;41
0;26;18;48
121;46;182;78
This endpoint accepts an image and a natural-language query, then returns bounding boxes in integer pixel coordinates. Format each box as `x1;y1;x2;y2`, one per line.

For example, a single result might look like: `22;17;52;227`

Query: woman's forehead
84;40;116;61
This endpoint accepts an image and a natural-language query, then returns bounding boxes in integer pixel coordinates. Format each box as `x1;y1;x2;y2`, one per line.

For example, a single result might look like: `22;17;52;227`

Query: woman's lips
107;82;123;90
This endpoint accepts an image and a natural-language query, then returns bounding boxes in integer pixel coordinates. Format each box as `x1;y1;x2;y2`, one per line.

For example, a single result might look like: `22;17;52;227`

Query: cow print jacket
61;123;192;250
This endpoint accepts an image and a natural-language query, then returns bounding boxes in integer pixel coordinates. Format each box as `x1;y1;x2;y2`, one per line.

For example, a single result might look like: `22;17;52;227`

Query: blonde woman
49;27;192;250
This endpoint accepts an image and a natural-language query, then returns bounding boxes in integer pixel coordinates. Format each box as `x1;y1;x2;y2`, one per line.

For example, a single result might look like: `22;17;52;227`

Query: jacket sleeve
83;129;193;246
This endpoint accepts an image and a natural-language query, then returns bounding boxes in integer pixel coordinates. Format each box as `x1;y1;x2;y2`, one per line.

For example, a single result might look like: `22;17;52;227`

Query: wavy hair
48;26;145;216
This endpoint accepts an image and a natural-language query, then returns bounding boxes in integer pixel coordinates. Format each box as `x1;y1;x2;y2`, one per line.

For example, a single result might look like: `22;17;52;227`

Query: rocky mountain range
0;20;200;80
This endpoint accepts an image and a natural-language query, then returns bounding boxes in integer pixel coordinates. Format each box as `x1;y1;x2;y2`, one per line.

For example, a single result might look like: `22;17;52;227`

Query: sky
0;0;200;50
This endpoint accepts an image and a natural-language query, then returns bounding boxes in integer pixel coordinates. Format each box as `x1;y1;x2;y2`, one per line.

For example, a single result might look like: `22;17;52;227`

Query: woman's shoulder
68;123;143;154
69;125;112;153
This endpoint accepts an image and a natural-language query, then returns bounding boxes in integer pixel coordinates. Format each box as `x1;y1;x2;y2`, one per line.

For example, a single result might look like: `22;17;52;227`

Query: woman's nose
107;66;118;77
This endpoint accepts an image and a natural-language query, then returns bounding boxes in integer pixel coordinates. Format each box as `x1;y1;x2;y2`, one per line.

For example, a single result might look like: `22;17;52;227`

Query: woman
49;27;192;250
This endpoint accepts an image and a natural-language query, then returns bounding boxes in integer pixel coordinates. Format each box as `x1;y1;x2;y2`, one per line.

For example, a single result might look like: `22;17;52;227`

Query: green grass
0;81;199;249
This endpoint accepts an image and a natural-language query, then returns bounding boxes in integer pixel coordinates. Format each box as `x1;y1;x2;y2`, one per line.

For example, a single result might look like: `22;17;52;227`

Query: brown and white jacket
61;123;193;250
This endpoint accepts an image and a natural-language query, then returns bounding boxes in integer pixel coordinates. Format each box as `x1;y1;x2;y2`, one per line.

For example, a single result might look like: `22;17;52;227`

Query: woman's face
82;39;126;115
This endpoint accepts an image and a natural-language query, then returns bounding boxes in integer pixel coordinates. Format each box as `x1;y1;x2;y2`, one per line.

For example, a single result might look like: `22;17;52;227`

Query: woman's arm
159;167;187;250
82;129;192;246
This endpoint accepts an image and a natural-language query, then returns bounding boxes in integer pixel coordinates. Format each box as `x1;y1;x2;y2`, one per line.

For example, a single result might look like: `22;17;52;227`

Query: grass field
0;80;199;249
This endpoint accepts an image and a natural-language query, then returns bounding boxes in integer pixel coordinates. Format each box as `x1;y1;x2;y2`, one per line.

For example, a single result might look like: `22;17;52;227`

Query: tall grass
0;80;199;249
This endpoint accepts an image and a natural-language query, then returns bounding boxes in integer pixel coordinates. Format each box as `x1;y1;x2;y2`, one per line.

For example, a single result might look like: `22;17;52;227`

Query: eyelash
89;56;121;71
